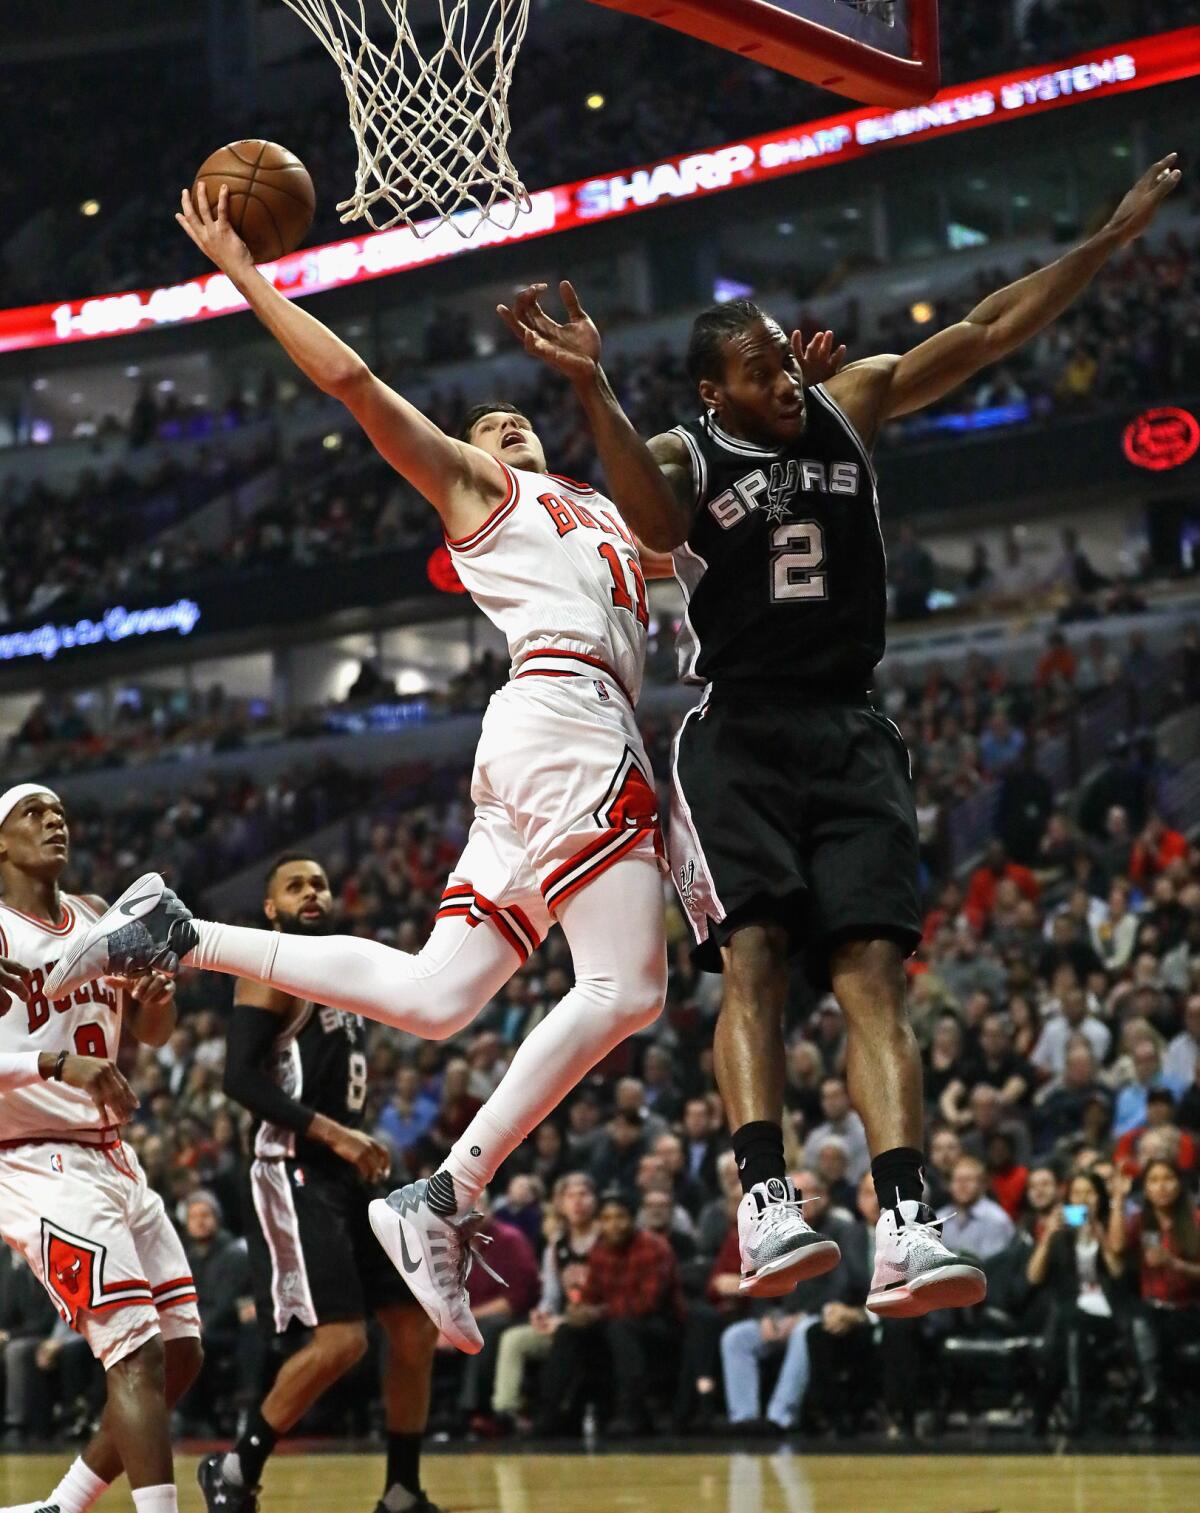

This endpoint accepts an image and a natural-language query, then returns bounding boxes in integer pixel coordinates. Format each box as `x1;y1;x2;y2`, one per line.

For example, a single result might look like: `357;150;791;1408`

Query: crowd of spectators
3;0;1191;304
3;625;1199;1446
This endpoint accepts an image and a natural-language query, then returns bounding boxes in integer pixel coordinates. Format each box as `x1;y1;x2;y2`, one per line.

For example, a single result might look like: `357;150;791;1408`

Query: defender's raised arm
825;153;1182;444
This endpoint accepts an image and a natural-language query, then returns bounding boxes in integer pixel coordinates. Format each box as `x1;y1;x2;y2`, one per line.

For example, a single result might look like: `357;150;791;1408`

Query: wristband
52;1049;69;1082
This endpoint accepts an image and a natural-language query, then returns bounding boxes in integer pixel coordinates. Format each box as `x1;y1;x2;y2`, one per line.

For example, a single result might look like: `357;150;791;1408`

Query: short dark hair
1147;1088;1177;1109
599;1189;634;1216
686;298;766;386
264;851;324;890
459;401;525;442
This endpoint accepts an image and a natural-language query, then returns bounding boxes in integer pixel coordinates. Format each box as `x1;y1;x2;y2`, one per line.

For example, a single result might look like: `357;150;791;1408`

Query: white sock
40;1457;109;1513
381;1488;419;1513
131;1487;177;1513
441;859;665;1208
186;917;515;1039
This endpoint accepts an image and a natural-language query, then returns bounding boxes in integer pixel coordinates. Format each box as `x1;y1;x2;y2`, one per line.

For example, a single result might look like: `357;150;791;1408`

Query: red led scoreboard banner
0;27;1195;355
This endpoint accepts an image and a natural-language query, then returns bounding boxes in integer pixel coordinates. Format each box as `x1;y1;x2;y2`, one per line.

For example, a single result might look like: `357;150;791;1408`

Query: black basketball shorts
668;687;921;979
246;1158;415;1334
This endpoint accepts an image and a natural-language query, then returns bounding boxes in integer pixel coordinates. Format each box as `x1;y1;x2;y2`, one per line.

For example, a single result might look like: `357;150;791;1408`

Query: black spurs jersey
670;384;886;692
252;1000;368;1173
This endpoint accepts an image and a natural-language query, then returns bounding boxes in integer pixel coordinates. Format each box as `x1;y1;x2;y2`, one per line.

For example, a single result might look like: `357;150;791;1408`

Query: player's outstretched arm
499;281;693;552
827;153;1182;438
175;183;505;535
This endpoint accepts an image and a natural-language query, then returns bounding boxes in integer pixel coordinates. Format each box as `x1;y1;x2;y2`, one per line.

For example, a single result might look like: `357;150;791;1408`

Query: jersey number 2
770;522;827;602
597;543;649;628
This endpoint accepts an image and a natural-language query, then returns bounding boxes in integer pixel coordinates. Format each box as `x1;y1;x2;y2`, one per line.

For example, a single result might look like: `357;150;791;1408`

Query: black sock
731;1120;786;1195
425;1168;458;1218
871;1147;926;1211
229;1407;279;1487
385;1431;422;1499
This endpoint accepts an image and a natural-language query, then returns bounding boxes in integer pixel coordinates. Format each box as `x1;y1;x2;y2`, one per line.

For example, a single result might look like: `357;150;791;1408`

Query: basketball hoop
280;0;532;237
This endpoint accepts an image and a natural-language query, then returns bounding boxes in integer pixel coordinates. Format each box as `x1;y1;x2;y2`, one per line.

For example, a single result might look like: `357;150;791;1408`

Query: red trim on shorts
541;827;648;914
514;649;634;706
151;1276;195;1295
445;462;518;551
435;885;541;962
0;1128;122;1152
471;890;535;964
88;1293;156;1317
156;1294;199;1311
0;900;75;935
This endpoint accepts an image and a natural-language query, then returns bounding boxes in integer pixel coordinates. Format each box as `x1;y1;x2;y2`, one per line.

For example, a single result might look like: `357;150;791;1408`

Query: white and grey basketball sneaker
368;1179;506;1355
737;1177;842;1297
866;1200;987;1318
43;871;198;1000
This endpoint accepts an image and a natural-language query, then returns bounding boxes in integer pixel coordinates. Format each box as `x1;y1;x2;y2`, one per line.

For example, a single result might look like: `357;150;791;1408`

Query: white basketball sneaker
43;871;198;999
737;1176;842;1297
867;1200;987;1318
368;1179;506;1355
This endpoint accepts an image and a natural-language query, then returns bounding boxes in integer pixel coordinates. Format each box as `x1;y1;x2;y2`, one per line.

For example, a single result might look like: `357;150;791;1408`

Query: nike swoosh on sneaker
119;891;161;917
398;1225;423;1275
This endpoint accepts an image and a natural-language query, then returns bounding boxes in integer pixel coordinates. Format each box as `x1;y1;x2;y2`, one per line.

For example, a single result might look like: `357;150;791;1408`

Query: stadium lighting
910;301;935;324
323;432;343;450
585;92;606;110
80;199;101;217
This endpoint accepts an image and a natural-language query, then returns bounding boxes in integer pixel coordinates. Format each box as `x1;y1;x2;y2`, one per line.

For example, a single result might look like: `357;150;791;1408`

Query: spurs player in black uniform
498;153;1181;1313
197;854;442;1513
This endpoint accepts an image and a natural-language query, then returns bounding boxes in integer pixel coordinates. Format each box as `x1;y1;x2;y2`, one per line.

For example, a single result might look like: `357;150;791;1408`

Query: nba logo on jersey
49;1152;63;1174
293;1167;306;1188
593;680;610;702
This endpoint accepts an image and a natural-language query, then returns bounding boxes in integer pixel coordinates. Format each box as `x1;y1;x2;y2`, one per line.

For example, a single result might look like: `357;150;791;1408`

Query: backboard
587;0;941;107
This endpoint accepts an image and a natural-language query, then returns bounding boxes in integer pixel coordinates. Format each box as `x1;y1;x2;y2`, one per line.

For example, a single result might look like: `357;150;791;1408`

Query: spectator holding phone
1026;1170;1127;1433
1109;1159;1200;1431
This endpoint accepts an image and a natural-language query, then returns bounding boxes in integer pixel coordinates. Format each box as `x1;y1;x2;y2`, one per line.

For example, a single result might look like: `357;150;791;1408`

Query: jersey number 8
770;521;827;602
346;1050;368;1113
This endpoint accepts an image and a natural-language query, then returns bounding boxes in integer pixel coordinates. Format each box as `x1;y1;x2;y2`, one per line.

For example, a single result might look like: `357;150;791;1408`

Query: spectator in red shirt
536;1192;681;1437
457;1195;541;1421
1113;1089;1197;1176
1111;1160;1200;1429
965;841;1039;930
986;1131;1030;1220
1036;630;1078;689
1129;812;1190;886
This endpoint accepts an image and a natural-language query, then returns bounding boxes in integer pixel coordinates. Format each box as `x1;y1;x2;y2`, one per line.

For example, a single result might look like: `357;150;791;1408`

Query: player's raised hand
497;280;601;384
60;1055;140;1123
1105;152;1182;247
175;181;255;276
0;957;31;1006
792;328;847;386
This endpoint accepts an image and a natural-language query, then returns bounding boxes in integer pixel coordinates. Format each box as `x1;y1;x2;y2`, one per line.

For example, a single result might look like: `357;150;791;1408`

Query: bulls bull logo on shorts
39;1220;150;1328
593;747;659;833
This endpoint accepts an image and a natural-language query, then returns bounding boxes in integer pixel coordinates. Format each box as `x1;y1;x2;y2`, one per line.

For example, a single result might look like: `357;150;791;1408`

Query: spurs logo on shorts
39;1220;153;1327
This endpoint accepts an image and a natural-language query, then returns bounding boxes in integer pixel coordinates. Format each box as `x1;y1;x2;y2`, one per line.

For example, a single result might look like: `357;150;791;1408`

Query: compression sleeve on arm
0;1051;43;1091
223;1001;318;1137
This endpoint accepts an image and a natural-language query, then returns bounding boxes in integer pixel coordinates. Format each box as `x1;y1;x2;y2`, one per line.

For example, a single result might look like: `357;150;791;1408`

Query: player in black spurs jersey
197;853;443;1513
499;154;1181;1315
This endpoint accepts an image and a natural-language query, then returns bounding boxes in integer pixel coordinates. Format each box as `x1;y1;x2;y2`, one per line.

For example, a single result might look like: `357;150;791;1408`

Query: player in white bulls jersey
54;182;673;1356
0;784;201;1513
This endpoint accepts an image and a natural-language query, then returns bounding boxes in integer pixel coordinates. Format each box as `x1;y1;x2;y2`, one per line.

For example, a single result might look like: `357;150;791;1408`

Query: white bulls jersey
0;896;122;1143
447;462;648;705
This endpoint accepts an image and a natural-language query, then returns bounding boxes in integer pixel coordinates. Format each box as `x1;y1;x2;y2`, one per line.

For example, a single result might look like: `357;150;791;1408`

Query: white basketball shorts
0;1137;200;1368
435;673;662;961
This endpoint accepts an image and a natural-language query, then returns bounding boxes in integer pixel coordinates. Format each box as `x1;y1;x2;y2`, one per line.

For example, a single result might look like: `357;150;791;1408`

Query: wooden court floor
3;1451;1198;1512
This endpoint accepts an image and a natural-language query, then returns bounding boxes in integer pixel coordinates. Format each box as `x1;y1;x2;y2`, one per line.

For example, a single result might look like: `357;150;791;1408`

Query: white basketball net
280;0;532;237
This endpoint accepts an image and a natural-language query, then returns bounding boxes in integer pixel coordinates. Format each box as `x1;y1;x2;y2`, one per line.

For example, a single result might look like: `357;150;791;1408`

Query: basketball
192;140;315;262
